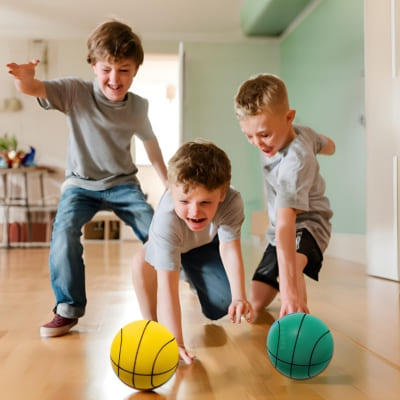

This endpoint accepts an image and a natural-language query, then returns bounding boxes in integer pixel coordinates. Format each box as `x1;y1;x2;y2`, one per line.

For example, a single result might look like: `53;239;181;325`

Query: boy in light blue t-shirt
133;140;253;364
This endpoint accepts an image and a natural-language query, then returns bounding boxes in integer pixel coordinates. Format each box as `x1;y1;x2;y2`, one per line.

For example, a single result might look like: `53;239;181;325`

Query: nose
109;69;120;84
188;203;200;217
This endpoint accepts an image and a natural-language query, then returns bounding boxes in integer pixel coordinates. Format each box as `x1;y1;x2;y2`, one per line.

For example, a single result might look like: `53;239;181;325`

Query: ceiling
0;0;249;41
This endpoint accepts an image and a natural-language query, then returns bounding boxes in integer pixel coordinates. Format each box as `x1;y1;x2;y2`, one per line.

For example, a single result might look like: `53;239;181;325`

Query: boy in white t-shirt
132;140;253;364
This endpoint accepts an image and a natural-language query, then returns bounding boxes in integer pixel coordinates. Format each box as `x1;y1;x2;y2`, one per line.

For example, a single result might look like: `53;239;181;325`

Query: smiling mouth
188;217;206;224
108;84;122;90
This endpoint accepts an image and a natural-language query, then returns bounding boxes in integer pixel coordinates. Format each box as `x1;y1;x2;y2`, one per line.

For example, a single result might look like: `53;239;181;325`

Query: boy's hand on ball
178;344;196;365
279;299;309;319
228;299;253;323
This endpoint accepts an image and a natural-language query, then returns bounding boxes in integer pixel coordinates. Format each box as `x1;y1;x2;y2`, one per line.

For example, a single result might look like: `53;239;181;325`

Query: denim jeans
49;184;154;318
181;236;232;320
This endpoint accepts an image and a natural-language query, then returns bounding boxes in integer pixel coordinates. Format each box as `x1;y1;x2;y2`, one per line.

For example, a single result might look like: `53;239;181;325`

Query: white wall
364;0;400;281
1;39;91;169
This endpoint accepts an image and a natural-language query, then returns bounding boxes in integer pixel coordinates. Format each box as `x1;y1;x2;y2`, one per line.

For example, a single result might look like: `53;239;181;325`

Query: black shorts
252;228;323;291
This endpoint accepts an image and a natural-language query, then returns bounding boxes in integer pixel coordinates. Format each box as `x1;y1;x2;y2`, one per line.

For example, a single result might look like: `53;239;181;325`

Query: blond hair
234;74;289;119
168;140;231;194
86;20;144;65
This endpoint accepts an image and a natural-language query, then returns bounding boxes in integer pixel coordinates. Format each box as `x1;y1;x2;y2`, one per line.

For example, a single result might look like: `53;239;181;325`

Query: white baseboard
325;233;366;265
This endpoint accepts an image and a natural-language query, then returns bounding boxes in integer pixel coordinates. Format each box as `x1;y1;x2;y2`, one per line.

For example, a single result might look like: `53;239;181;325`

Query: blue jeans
49;184;154;318
181;236;232;320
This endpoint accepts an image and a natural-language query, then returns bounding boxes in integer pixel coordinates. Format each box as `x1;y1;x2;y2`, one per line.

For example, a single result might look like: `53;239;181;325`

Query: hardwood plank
0;241;399;399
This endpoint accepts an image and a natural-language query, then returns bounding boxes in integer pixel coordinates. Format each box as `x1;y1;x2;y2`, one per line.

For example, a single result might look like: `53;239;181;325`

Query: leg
249;244;280;320
295;228;324;310
105;184;157;318
132;247;158;320
107;184;154;243
249;280;278;315
48;187;100;318
181;237;231;320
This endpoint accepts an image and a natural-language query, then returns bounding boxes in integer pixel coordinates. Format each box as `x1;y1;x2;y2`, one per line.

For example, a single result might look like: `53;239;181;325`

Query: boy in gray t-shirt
234;74;335;321
7;21;168;337
133;140;253;364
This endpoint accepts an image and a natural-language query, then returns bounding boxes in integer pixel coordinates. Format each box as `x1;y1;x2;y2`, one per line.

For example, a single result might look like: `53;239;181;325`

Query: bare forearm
16;78;46;97
157;271;184;345
143;139;168;188
276;221;298;298
7;61;47;98
220;240;247;300
319;135;335;155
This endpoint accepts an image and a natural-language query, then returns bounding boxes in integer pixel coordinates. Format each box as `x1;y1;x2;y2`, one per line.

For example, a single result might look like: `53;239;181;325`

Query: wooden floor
1;240;400;400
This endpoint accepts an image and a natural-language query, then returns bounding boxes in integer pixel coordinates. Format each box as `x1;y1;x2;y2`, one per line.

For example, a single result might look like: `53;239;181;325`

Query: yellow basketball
110;320;179;390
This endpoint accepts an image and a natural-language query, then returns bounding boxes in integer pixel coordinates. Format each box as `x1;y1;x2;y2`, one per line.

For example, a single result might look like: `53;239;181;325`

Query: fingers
229;300;253;324
178;346;196;365
6;60;40;75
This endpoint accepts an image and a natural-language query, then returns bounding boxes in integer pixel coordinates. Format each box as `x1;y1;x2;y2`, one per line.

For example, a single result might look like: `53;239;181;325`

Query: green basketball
266;313;334;379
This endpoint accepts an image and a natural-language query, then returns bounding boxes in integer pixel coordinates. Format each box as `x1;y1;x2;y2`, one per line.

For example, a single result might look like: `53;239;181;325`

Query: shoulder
43;77;92;98
225;187;244;205
126;91;149;110
152;191;180;227
218;187;244;219
44;76;88;89
293;125;326;153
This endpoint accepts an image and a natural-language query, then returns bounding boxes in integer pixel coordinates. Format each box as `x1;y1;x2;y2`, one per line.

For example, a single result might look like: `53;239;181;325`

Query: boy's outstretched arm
6;60;46;98
143;138;168;189
219;239;253;323
157;269;195;365
275;207;309;318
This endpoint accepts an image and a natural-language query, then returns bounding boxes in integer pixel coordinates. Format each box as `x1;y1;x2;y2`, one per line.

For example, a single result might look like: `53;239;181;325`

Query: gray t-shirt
145;187;244;271
262;124;333;253
38;77;156;190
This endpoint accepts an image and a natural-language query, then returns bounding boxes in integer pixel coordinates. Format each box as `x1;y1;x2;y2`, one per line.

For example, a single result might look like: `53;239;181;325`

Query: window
130;54;180;165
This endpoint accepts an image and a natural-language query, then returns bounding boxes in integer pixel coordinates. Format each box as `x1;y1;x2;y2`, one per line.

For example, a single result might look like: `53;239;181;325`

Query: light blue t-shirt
145;187;244;271
262;124;333;253
38;77;156;190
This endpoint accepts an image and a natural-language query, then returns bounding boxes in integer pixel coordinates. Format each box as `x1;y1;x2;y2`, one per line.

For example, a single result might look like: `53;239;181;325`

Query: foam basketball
266;313;333;379
110;320;179;390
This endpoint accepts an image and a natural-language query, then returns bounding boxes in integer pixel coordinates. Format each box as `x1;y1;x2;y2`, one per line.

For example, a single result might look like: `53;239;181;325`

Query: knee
203;307;227;321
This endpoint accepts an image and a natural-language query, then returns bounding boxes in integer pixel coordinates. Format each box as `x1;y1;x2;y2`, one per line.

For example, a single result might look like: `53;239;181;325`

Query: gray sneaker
40;314;78;338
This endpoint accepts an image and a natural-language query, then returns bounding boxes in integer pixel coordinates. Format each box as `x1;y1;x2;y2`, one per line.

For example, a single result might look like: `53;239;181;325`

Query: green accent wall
281;0;365;234
241;0;313;36
182;41;280;237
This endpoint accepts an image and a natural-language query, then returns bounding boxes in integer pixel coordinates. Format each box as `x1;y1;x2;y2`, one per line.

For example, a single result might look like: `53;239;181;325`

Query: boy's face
239;109;296;157
92;58;139;102
170;184;226;231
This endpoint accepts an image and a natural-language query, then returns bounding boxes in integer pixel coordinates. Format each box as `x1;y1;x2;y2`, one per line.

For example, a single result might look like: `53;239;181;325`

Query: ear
219;186;228;202
286;109;296;123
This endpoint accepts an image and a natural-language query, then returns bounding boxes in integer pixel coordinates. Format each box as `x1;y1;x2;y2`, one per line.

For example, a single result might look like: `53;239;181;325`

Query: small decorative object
0;134;35;168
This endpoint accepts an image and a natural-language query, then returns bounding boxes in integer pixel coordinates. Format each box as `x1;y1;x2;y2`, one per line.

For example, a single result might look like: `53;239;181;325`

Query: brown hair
168;140;231;193
234;74;289;119
86;20;144;65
